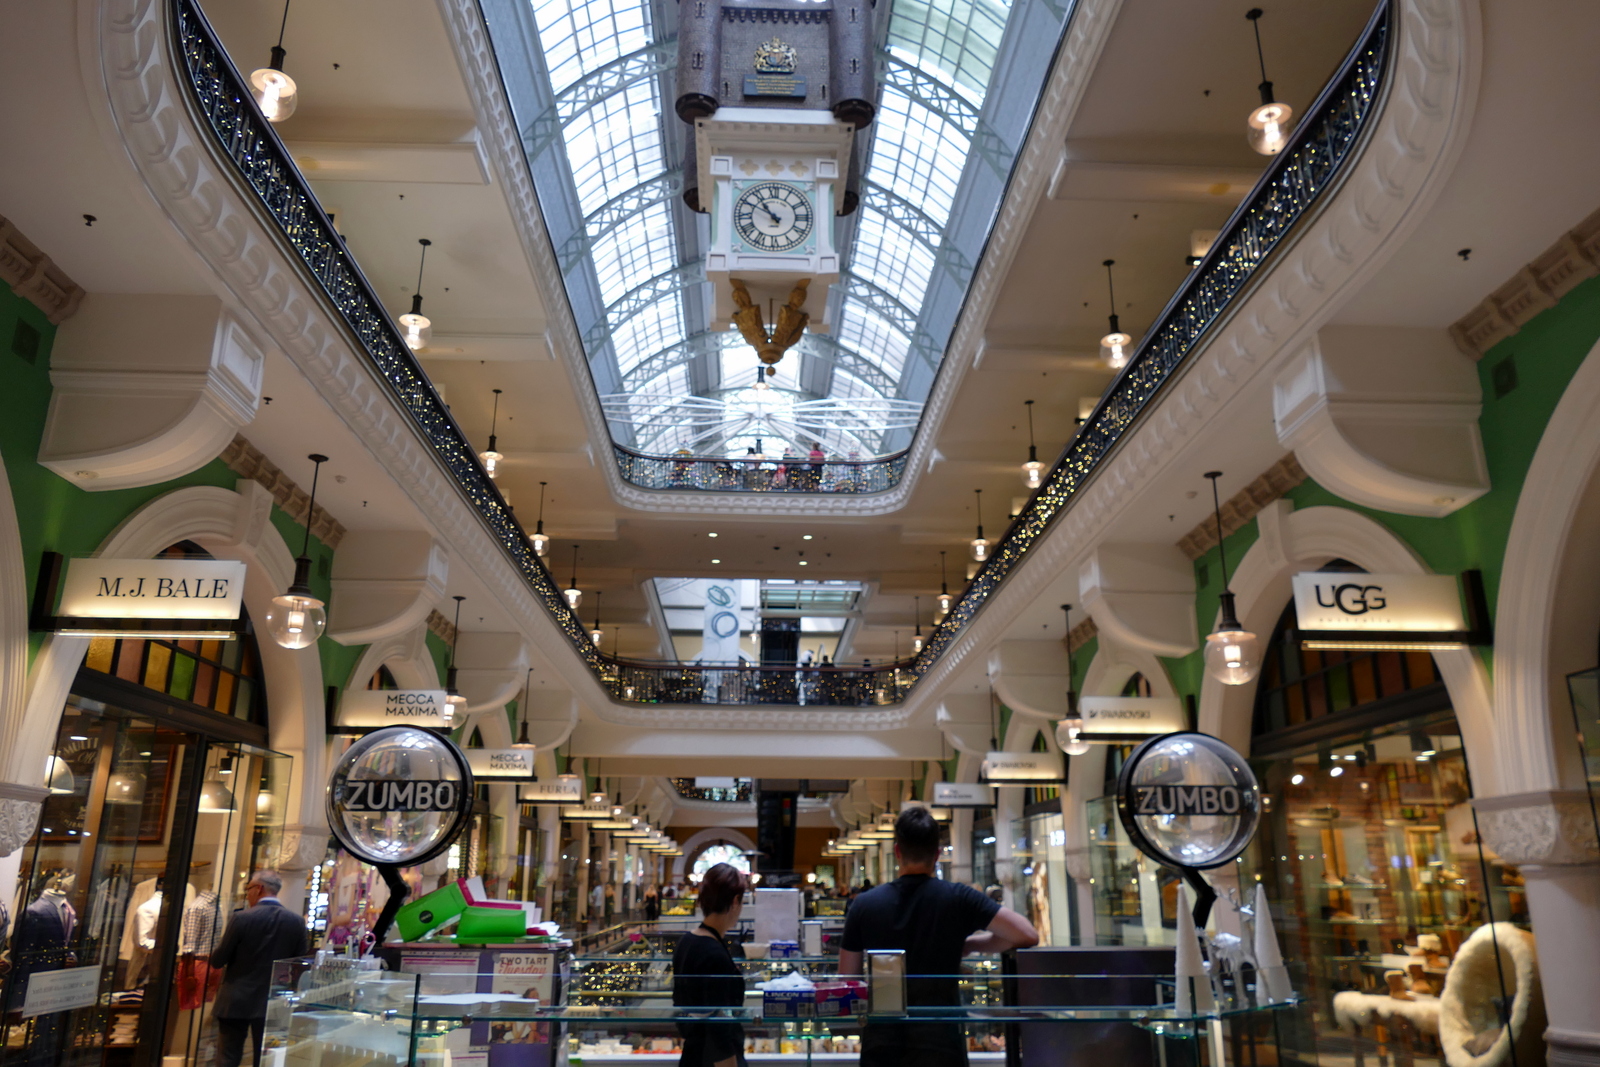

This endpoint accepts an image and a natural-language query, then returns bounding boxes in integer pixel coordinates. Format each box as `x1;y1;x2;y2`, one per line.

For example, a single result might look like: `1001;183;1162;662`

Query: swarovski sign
1079;696;1186;737
981;751;1061;783
1292;572;1466;632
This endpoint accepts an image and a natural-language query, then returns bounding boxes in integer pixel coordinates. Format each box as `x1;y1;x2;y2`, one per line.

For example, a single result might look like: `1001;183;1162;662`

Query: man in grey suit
210;870;310;1067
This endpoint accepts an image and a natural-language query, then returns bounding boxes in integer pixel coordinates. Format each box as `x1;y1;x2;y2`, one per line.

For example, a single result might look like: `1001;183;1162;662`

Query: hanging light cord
414;239;430;297
1104;259;1118;314
1207;471;1233;589
275;0;292;50
939;550;948;593
450;595;465;668
299;455;325;559
570;545;579;588
1025;400;1037;453
489;388;501;440
537;482;547;524
974;488;984;538
1062;603;1077;713
1248;9;1270;84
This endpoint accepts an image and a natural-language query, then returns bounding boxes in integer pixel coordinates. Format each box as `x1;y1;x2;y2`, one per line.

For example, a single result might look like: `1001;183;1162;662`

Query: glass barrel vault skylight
480;0;1075;458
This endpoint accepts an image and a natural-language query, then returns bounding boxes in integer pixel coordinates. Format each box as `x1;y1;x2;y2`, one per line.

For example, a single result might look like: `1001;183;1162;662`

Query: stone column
1475;791;1600;1067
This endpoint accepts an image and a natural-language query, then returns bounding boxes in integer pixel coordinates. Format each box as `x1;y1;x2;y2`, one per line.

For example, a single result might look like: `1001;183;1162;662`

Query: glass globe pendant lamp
265;454;329;649
530;481;550;558
480;388;505;479
1245;9;1295;155
970;489;989;562
1099;260;1132;370
1020;400;1045;489
563;546;582;610
1201;472;1262;684
590;592;604;648
1054;603;1092;756
398;239;433;351
444;595;468;726
937;551;953;615
912;597;924;654
248;0;298;122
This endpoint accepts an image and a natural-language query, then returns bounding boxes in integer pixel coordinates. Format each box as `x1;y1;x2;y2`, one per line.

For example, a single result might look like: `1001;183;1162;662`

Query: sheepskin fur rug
1439;923;1546;1067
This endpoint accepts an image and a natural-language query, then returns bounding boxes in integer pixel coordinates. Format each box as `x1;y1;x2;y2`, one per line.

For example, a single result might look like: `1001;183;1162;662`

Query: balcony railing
172;0;1391;708
612;444;908;494
600;660;916;707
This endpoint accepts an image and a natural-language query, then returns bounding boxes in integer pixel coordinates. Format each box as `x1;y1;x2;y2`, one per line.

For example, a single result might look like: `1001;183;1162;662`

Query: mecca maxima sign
465;748;537;780
338;689;451;729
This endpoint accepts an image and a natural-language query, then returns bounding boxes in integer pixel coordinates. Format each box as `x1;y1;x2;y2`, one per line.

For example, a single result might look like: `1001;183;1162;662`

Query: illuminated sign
981;751;1061;783
58;558;246;620
464;748;537;780
1115;732;1259;871
338;690;451;729
931;782;994;807
1292;572;1466;631
1079;696;1186;737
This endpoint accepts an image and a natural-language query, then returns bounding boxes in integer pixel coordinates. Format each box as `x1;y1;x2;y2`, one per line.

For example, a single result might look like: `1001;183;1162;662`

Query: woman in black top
672;863;747;1067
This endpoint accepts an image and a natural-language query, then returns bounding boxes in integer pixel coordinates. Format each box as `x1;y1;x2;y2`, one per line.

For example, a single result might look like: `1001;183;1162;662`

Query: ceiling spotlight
480;388;504;479
1020;400;1045;489
1290;773;1305;785
1201;472;1261;685
1330;765;1345;778
1099;260;1132;370
1245;9;1295;155
398;239;433;351
265;454;329;649
970;489;989;562
247;0;298;122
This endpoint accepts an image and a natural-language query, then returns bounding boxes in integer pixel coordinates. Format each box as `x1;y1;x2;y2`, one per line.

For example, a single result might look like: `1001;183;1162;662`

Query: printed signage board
1115;731;1260;870
931;782;994;807
21;967;100;1017
1079;696;1186;737
58;558;246;620
1292;572;1466;632
981;751;1061;783
465;748;537;780
518;778;585;804
327;725;473;867
338;690;451;729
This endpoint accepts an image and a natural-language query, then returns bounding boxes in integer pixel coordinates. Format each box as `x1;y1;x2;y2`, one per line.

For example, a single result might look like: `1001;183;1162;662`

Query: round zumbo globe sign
1115;732;1260;870
327;725;474;867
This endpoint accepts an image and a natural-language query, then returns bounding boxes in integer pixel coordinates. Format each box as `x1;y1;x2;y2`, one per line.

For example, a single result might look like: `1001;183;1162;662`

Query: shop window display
1243;600;1532;1067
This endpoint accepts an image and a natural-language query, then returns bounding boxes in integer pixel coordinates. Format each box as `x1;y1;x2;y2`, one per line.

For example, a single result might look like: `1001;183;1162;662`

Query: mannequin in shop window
6;869;78;1067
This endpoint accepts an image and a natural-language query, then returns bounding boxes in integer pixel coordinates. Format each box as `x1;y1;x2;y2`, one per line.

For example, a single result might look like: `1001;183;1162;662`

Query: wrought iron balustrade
612;444;909;494
912;0;1392;675
601;660;915;707
171;0;1391;707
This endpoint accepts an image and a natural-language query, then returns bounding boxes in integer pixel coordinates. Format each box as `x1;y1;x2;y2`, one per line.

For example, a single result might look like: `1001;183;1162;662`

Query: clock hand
763;203;782;226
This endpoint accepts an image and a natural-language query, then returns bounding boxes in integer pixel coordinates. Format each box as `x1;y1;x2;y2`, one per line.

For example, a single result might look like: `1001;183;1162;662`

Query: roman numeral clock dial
733;181;814;252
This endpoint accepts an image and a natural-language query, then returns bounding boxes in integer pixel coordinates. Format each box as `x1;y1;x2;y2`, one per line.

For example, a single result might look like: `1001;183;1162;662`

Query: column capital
1473;790;1599;867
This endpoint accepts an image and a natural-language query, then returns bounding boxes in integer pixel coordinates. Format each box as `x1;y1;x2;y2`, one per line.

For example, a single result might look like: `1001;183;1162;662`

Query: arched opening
1243;590;1531;1067
1;541;290;1067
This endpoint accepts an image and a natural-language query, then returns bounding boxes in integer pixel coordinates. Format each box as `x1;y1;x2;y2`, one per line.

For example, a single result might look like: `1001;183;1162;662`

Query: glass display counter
263;947;1299;1067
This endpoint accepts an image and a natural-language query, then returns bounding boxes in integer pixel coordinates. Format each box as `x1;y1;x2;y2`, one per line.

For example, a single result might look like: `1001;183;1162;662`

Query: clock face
733;181;814;253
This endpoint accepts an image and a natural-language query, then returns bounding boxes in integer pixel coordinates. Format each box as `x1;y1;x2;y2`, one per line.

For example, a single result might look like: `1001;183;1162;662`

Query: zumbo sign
1292;572;1466;632
1115;732;1259;870
327;726;473;867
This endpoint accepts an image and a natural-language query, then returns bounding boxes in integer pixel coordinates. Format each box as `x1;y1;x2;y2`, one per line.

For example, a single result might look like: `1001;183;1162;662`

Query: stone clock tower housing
676;0;878;339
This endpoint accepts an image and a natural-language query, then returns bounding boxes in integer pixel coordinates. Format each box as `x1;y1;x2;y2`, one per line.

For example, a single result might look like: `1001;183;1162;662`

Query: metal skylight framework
485;0;1072;458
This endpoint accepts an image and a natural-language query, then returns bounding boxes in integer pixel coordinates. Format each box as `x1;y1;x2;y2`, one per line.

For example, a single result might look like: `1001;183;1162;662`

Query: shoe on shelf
1385;971;1414;1001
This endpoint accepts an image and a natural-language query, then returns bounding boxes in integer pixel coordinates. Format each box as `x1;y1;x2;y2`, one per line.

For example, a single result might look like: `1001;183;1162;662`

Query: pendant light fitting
445;595;467;723
590;591;604;648
265;454;329;649
564;545;582;610
512;668;536;750
753;365;770;391
970;489;989;562
480;388;504;479
1100;260;1132;370
1245;9;1294;155
937;550;952;614
1202;471;1263;684
398;239;433;351
1021;399;1045;489
912;596;924;654
531;481;550;558
248;0;299;122
1055;603;1091;755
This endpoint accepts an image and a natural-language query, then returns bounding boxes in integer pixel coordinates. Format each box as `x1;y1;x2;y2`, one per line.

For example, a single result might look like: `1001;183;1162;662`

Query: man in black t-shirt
839;807;1039;1067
